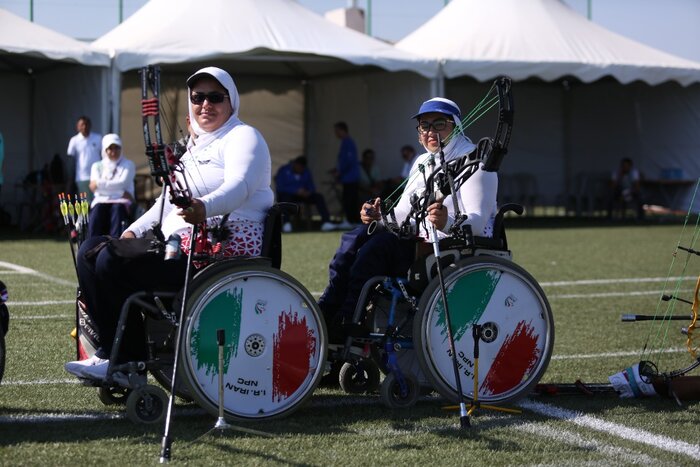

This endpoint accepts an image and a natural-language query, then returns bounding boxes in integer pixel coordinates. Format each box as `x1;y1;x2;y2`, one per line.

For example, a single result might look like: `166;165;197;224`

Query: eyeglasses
416;118;452;133
190;91;229;105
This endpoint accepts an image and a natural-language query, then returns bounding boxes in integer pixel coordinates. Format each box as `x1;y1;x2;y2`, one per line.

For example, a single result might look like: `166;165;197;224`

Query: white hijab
100;133;124;173
186;66;242;151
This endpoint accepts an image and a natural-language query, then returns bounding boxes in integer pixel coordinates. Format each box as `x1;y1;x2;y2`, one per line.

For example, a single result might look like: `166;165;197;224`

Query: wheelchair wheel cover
414;256;553;405
180;263;326;420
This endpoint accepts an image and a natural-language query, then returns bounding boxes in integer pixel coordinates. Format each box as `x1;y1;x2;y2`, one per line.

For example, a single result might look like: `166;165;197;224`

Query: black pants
77;236;188;361
87;203;131;238
318;226;415;325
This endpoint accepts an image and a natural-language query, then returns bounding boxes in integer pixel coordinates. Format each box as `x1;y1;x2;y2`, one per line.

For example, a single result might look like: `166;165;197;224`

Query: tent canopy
0;8;110;226
93;0;437;78
397;0;700;86
0;8;109;70
90;0;437;214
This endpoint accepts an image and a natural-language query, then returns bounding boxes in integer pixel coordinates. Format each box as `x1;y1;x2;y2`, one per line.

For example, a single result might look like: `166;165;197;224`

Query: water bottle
164;233;181;261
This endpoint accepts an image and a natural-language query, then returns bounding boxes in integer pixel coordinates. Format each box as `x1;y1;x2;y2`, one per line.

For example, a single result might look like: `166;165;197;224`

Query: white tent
92;0;439;204
94;0;436;78
0;8;110;224
396;0;700;211
397;0;700;86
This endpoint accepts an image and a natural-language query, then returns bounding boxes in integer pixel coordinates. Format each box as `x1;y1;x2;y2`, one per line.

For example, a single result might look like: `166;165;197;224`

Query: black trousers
76;236;189;361
87;203;130;238
318;226;415;325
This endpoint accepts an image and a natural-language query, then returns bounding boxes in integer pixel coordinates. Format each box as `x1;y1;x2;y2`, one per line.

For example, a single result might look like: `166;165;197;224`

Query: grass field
1;219;700;466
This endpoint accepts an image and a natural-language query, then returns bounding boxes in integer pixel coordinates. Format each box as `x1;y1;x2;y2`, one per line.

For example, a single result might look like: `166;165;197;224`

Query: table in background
641;179;697;210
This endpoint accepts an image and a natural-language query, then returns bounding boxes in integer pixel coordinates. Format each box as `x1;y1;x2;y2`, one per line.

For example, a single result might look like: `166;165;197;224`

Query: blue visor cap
411;97;461;120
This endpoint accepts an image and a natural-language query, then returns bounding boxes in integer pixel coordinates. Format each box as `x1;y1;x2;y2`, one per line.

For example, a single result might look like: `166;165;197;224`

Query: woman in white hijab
87;133;135;238
65;67;274;381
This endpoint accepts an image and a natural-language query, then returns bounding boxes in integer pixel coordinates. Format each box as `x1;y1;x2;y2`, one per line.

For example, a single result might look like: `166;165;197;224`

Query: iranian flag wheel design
179;262;327;421
414;256;553;405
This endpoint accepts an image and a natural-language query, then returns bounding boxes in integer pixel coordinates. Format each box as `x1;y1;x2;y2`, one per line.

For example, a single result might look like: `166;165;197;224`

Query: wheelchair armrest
491;203;522;251
276;202;299;217
260;202;298;269
497;203;524;218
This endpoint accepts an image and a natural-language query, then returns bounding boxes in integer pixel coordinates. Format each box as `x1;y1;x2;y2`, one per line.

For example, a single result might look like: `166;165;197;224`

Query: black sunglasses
416;118;452;133
190;91;229;105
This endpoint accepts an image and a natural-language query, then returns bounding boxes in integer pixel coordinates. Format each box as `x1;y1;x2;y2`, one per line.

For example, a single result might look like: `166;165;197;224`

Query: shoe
320;222;335;232
282;222;293;233
64;355;108;378
78;359;110;381
336;220;353;230
79;360;132;386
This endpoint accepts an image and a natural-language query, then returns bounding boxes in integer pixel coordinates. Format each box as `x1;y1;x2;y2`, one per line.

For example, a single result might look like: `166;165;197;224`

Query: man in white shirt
66;116;102;203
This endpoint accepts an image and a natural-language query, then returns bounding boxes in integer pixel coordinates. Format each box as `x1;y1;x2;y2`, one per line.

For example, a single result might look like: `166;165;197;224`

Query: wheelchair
334;203;554;408
81;203;328;424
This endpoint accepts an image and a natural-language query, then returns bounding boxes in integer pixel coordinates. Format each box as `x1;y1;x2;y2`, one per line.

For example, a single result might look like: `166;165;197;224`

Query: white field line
516;422;657;464
519;399;700;461
12;300;74;306
12;314;72;320
3;378;80;386
0;407;205;424
5;396;695;462
0;261;76;287
551;347;682;360
540;276;696;287
308;276;696;298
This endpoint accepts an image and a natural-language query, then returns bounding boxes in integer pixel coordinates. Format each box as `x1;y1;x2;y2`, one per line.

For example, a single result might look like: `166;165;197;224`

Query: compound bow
624;179;700;388
376;76;513;242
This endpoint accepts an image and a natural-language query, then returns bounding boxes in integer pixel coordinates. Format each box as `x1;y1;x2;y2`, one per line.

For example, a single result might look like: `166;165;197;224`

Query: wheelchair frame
80;202;306;423
333;203;553;408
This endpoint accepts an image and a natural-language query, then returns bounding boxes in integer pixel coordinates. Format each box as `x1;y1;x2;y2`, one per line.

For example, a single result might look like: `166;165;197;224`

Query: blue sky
1;0;699;61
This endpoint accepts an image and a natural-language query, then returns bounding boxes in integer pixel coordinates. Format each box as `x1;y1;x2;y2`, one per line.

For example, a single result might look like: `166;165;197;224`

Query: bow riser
140;65;192;208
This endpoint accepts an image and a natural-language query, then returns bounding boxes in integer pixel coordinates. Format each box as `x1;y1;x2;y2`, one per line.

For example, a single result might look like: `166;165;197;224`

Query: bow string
631;178;700;382
139;65;225;259
377;76;513;241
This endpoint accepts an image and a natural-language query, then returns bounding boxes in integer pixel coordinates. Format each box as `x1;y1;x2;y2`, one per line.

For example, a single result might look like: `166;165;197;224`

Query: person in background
358;148;383;202
608;157;643;220
399;144;419;180
275;156;335;232
385;144;419;200
87;134;136;238
66;116;102;204
329;121;360;229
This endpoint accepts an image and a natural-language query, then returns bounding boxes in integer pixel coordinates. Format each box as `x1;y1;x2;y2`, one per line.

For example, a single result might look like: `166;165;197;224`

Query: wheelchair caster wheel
380;372;419;408
97;386;131;406
125;384;167;424
339;359;380;394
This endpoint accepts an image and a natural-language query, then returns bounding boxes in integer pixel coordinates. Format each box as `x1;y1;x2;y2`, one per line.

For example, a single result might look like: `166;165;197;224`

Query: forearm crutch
428;222;470;428
159;224;198;464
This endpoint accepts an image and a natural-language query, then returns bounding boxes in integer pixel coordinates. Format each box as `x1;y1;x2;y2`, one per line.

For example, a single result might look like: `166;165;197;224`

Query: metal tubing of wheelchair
160;224;198;464
106;291;157;385
429;224;470;428
342;276;388;362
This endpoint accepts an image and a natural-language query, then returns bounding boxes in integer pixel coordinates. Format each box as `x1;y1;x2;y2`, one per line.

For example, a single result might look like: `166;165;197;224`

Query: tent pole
561;79;573;202
28;69;35;173
109;60;122;134
431;65;445;97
